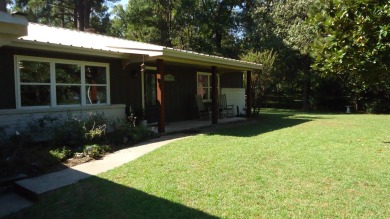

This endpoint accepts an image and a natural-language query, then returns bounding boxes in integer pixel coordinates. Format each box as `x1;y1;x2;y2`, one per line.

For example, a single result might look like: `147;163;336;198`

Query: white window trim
14;55;110;109
197;72;220;102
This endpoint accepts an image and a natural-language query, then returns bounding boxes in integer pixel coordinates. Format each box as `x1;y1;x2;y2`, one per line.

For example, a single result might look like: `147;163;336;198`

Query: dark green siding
164;65;198;122
0;47;16;109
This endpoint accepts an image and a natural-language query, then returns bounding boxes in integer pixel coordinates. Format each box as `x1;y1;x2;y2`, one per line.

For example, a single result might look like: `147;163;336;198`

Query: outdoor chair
218;94;234;118
195;95;211;120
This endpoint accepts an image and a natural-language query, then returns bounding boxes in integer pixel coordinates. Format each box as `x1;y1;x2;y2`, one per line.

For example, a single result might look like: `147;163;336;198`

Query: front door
144;70;159;123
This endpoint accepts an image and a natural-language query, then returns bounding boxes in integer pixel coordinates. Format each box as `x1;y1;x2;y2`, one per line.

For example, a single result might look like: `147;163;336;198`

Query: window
85;66;107;105
197;72;219;102
16;56;110;108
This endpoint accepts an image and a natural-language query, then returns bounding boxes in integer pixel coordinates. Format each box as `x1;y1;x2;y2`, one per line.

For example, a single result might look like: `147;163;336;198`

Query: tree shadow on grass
208;112;320;137
8;171;218;219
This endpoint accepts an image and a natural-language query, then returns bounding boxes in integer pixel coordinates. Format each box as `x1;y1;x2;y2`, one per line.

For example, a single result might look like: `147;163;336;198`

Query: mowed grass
10;109;390;218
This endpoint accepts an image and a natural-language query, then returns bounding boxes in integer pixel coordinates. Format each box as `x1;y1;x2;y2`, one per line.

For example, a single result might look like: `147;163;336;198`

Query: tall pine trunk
0;1;6;12
77;0;85;31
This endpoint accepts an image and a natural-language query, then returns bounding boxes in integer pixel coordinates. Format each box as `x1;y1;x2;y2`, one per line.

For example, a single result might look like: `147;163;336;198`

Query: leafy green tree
197;0;241;56
12;0;117;32
241;49;278;114
310;0;389;84
111;0;178;46
111;0;241;57
243;0;316;110
309;0;390;111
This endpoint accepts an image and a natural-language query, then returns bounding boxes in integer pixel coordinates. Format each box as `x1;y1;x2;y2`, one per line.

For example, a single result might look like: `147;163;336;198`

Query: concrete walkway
1;133;190;218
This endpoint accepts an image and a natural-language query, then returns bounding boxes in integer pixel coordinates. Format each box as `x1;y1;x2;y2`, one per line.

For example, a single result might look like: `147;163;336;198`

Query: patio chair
218;94;234;118
195;95;210;120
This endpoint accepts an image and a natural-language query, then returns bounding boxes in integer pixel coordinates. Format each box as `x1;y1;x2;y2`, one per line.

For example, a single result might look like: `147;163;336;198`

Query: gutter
162;48;263;71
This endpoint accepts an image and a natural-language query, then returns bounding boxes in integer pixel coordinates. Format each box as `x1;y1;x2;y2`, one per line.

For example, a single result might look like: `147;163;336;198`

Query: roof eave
9;39;130;59
162;48;263;71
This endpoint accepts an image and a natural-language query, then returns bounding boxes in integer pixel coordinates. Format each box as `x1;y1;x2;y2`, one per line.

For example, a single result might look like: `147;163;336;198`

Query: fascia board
0;12;28;36
9;40;130;59
162;48;263;70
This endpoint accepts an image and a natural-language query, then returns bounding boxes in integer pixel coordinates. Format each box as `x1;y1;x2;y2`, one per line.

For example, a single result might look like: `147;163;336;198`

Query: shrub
83;144;111;159
49;146;72;161
130;126;153;142
84;122;107;144
365;99;390;114
108;117;138;145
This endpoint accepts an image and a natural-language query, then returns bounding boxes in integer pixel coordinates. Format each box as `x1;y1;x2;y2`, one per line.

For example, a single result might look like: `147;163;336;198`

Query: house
0;11;262;134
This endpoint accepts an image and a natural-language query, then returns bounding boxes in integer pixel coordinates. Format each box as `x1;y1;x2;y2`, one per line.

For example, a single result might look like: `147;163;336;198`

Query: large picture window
16;56;110;108
197;72;219;102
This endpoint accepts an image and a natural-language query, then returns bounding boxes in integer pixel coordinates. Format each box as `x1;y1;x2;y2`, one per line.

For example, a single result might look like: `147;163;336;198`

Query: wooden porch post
211;66;218;124
246;70;252;118
157;59;165;133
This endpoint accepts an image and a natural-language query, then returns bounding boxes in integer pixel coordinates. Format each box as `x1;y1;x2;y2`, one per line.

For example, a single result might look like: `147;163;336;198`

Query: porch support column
157;59;165;133
211;66;218;124
246;70;252;118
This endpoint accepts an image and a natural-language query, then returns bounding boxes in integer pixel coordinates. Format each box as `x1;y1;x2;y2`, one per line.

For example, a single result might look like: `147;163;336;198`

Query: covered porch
132;50;262;134
149;116;249;134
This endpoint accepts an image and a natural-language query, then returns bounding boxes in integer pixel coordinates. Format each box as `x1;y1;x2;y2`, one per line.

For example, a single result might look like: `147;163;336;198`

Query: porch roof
0;11;28;46
8;23;262;71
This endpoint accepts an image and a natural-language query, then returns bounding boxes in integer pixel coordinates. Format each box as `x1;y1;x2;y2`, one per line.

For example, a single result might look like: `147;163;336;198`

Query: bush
365;99;390;114
130;126;153;142
1;113;155;178
49;146;72;161
26;113;110;148
84;122;107;144
83;144;111;159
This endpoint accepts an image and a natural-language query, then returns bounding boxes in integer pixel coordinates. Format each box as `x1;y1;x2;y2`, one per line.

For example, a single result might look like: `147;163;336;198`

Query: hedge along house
0;12;262;134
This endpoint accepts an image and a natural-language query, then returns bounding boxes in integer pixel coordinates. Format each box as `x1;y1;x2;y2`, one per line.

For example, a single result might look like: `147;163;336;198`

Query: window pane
86;66;106;84
197;75;209;97
19;61;50;83
144;73;157;106
56;63;81;84
202;88;209;100
86;86;106;104
21;85;50;106
56;86;81;105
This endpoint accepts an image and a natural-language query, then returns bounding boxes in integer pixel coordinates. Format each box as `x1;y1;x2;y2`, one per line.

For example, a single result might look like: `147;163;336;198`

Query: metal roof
12;23;262;70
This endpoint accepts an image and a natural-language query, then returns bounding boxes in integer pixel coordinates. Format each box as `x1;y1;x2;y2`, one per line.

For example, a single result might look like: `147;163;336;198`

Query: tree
272;0;316;110
111;0;178;47
111;0;241;57
243;0;316;110
309;0;390;111
198;0;241;56
310;0;390;84
0;0;7;11
241;49;278;115
12;0;118;32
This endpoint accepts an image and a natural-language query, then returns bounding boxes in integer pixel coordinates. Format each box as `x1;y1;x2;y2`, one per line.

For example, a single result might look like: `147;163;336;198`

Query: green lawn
10;109;390;218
